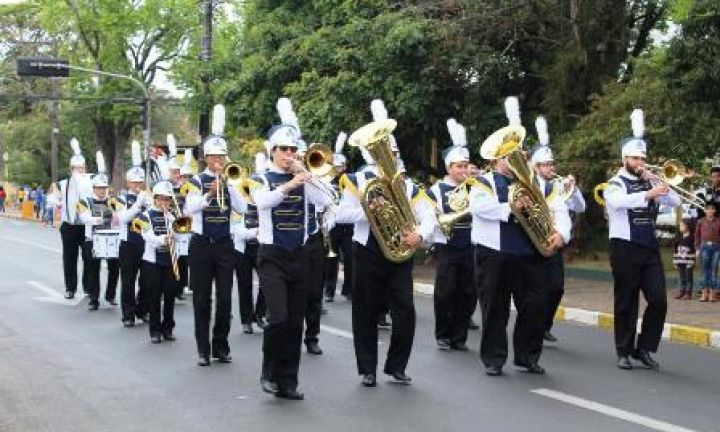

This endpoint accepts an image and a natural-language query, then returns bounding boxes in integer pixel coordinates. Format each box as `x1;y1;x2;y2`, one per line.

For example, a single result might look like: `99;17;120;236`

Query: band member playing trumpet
426;118;475;351
606;109;681;370
136;181;178;343
530;116;586;343
471;97;571;376
252;123;333;400
185;105;248;367
77;151;120;311
116;140;150;327
335;100;437;388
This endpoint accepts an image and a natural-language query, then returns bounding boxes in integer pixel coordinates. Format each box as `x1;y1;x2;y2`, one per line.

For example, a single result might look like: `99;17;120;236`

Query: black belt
192;233;232;244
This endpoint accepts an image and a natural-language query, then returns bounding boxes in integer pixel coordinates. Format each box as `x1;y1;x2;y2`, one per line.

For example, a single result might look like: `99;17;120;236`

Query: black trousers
82;241;119;304
324;224;354;298
677;265;694;291
305;233;325;345
143;262;175;336
176;255;189;294
474;245;548;368
258;245;309;392
433;244;475;345
120;241;148;320
189;235;234;357
233;243;266;324
610;239;668;356
544;253;565;332
352;242;415;375
60;223;86;293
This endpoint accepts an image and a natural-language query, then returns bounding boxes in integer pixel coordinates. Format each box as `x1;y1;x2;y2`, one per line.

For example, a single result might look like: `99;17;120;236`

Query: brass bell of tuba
480;124;556;257
348;119;417;263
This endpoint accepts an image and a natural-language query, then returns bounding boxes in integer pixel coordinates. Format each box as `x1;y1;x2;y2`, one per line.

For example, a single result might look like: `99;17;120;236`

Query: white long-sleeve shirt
47;174;93;225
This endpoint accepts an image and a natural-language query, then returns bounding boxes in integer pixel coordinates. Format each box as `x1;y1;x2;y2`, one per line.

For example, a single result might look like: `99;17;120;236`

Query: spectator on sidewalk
673;220;695;300
0;185;6;213
35;187;45;219
695;203;720;302
17;187;25;204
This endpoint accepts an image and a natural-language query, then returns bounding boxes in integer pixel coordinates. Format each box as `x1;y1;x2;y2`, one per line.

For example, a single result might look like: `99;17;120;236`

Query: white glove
92;217;103;225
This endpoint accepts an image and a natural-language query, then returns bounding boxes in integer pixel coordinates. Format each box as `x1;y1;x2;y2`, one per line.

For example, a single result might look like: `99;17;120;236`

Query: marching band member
695;164;720;216
180;148;195;182
77;151;120;311
605;109;681;370
325;132;354;302
166;134;190;300
335;99;437;388
136;181;178;343
426;118;475;351
232;152;267;335
185;105;248;367
530;116;586;343
48;138;92;299
116;141;150;326
471;97;570;376
252;121;332;400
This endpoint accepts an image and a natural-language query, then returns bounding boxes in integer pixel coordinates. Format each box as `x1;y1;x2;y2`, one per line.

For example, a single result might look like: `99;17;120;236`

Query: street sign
17;58;70;77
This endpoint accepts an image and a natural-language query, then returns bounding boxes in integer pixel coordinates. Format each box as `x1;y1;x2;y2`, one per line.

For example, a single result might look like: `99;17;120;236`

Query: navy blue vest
147;209;171;266
433;182;472;248
265;171;306;251
487;173;536;256
191;173;231;240
618;176;658;248
123;193;145;245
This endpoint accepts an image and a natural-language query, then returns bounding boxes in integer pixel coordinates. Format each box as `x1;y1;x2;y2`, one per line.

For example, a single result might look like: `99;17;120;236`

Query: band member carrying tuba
471;97;571;376
605;109;681;371
335;99;437;388
426;118;475;352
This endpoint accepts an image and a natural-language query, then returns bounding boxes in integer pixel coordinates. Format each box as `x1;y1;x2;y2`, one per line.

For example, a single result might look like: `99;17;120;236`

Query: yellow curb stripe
554;306;565;322
598;313;614;331
669;325;710;347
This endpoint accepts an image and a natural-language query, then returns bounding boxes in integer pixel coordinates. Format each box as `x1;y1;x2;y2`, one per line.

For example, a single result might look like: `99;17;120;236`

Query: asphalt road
1;218;718;432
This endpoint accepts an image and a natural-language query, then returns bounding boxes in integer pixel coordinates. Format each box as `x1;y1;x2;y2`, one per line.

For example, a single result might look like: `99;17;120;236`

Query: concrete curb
412;282;720;350
0;213;45;224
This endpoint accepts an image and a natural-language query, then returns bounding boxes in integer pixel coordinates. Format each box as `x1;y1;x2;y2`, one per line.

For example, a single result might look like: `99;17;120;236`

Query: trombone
645;159;705;210
163;208;181;281
292;143;339;201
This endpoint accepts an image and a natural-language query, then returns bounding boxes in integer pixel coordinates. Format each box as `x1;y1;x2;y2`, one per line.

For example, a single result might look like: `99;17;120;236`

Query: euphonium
348;119;417;263
437;177;479;237
480;125;556;257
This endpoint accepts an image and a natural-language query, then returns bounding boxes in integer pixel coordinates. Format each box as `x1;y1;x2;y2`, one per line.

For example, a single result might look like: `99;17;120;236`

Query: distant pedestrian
0;185;6;213
35;187;45;219
695;203;720;302
673;220;695;300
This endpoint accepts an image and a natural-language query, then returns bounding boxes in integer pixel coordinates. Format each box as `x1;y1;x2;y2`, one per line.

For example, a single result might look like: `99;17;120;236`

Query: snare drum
175;233;190;257
92;229;121;259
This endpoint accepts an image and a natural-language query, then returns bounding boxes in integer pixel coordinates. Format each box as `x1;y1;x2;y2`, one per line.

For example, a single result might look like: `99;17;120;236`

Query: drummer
77;151;120;311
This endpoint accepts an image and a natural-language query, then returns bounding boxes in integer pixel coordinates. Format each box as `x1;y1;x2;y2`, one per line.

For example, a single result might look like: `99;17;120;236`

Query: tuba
480;125;556;257
348;119;417;263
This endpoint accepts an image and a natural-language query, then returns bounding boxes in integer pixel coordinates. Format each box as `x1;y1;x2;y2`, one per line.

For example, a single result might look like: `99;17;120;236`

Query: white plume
211;104;226;136
630;109;644;139
370;99;388;122
70;138;82;156
334;131;348;154
166;134;177;157
535;116;549;146
183;148;193;168
254;152;267;174
131;140;142;167
447;118;467;147
504;96;521;125
277;97;301;136
95;151;106;174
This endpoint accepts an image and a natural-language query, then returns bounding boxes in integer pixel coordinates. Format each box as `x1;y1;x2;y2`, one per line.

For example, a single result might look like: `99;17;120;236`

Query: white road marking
7;236;62;254
320;324;354;340
531;388;700;432
28;280;85;306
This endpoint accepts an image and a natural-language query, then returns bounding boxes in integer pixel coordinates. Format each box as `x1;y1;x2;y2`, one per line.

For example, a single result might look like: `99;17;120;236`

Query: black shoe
65;291;75;299
451;342;469;351
306;341;323;355
361;374;377;387
176;294;186;301
437;339;451;350
136;313;150;324
242;323;253;334
631;350;659;370
122;318;135;328
617;356;633;370
515;362;545;374
325;296;334;303
543;331;558;342
88;302;99;311
275;389;304;400
387;371;412;384
162;332;176;341
213;353;232;363
106;298;117;306
255;316;267;329
485;366;503;376
377;316;391;329
260;377;278;395
197;355;210;367
468;319;480;330
151;334;162;344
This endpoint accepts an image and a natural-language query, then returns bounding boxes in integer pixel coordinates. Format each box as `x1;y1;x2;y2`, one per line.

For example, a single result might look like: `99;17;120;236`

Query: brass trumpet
217;161;245;211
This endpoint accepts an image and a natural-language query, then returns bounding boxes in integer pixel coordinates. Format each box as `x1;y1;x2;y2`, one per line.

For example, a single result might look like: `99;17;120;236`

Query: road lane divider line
8;236;62;254
320;324;354;340
531;388;700;432
27;280;85;306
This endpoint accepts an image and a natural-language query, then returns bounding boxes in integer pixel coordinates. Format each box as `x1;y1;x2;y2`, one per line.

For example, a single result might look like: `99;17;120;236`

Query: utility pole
49;40;60;184
198;0;213;170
